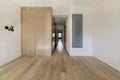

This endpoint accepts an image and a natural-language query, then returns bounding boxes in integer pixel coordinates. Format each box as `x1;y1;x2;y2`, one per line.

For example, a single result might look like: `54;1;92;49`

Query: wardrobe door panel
35;8;52;56
21;7;52;56
21;8;35;56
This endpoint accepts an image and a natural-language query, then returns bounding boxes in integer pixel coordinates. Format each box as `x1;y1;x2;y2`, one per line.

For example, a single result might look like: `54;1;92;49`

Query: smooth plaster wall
0;0;21;66
92;0;120;71
69;6;93;56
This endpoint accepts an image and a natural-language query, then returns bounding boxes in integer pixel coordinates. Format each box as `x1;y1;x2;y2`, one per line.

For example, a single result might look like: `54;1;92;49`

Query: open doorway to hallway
52;15;69;56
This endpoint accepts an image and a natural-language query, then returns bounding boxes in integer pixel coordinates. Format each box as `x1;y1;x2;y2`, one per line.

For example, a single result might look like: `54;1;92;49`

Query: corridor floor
0;41;120;80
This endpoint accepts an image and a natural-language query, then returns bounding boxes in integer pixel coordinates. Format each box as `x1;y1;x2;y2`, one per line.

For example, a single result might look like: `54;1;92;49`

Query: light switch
2;42;10;46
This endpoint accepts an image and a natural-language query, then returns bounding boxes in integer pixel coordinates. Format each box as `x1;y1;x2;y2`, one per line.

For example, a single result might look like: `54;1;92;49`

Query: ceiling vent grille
27;7;44;10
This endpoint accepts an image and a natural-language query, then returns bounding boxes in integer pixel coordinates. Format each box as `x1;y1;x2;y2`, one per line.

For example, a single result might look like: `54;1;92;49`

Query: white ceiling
56;25;64;30
53;15;67;25
53;15;67;31
11;0;93;15
1;0;93;29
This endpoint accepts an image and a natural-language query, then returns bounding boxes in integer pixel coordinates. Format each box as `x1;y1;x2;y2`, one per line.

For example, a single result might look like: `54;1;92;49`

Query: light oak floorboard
0;46;120;80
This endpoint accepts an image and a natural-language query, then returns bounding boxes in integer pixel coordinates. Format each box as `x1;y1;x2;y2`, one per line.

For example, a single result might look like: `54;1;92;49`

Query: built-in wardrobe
21;7;53;56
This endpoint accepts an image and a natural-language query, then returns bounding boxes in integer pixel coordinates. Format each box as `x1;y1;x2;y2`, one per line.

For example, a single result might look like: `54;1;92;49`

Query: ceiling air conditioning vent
27;7;44;10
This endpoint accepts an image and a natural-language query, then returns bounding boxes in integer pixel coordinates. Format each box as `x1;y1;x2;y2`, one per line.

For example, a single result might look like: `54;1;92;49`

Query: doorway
52;15;69;55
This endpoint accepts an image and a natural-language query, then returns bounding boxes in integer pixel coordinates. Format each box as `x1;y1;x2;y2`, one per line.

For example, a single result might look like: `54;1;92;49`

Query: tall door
21;7;35;56
35;7;52;56
21;7;52;56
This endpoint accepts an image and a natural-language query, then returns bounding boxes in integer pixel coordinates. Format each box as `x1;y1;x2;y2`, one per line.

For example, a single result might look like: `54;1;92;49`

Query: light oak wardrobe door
21;8;35;56
35;8;52;56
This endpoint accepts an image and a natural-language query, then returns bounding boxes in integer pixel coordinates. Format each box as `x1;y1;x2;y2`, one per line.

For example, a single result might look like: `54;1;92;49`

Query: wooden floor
0;41;120;80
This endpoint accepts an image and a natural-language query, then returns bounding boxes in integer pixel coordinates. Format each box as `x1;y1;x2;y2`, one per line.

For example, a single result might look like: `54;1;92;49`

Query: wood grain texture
0;43;120;80
21;8;35;56
21;7;52;56
35;7;52;56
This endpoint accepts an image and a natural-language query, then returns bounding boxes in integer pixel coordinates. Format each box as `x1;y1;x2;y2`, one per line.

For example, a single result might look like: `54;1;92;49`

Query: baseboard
93;56;120;72
0;56;22;68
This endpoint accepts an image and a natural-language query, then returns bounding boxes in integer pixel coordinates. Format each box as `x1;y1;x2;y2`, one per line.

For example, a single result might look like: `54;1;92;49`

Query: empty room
0;0;120;80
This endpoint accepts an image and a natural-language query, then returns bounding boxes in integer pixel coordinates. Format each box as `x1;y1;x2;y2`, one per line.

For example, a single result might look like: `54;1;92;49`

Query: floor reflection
56;39;64;53
53;39;69;56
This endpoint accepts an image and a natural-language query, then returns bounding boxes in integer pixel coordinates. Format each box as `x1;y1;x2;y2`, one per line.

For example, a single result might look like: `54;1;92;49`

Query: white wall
92;0;120;71
66;13;71;53
0;0;21;66
13;0;92;15
68;6;93;56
